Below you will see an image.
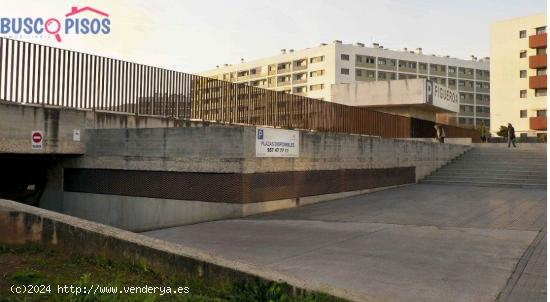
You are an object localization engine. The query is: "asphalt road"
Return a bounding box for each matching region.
[144,184,546,302]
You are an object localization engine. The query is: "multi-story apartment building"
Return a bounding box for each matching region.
[490,13,547,137]
[199,41,490,128]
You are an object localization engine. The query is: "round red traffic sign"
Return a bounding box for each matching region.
[32,132,42,143]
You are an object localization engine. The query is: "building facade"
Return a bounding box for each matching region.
[199,41,490,128]
[490,13,547,137]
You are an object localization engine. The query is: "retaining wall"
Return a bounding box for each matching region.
[40,125,469,231]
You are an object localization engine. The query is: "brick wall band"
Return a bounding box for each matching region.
[63,167,416,204]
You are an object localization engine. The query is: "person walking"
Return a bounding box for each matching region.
[507,123,517,148]
[434,125,446,143]
[479,121,487,143]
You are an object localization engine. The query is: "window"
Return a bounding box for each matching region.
[519,30,526,38]
[378,58,386,65]
[310,70,324,77]
[341,68,349,75]
[520,90,527,98]
[293,86,306,93]
[449,79,456,86]
[537,68,547,76]
[448,67,456,73]
[310,84,324,91]
[341,54,350,61]
[520,70,527,78]
[398,60,416,69]
[537,110,547,117]
[535,88,547,96]
[378,72,386,80]
[520,50,527,58]
[277,63,290,71]
[356,55,375,64]
[520,110,527,118]
[458,80,465,87]
[419,63,427,70]
[310,56,324,63]
[237,70,249,77]
[293,73,306,81]
[278,75,291,83]
[356,69,362,76]
[536,26,546,35]
[537,48,546,55]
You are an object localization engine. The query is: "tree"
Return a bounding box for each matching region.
[497,125,508,138]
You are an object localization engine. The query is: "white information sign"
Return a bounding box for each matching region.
[255,127,299,157]
[73,129,81,141]
[31,130,44,150]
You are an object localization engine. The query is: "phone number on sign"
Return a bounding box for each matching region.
[266,147,291,153]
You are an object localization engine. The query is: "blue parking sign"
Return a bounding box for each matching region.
[257,129,264,139]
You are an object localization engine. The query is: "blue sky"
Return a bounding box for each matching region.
[1,0,546,72]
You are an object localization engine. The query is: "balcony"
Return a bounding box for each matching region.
[530,116,547,130]
[529,54,547,69]
[529,75,547,89]
[529,33,547,49]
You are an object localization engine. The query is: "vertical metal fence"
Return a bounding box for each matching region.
[0,37,480,141]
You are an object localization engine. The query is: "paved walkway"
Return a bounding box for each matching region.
[144,184,546,302]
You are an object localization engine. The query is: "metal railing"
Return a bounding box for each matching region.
[0,37,480,141]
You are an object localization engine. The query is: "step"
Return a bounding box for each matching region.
[453,162,547,166]
[464,154,547,158]
[464,151,546,157]
[442,166,546,175]
[438,168,548,175]
[445,162,547,172]
[422,179,547,189]
[445,162,547,168]
[450,161,547,166]
[425,175,546,184]
[434,171,547,178]
[457,154,546,158]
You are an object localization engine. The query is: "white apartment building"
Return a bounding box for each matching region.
[199,41,490,128]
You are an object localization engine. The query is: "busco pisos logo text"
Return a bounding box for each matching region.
[0,6,110,42]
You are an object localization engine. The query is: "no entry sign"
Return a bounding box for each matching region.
[31,130,44,149]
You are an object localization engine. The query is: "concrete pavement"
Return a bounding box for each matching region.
[144,184,546,302]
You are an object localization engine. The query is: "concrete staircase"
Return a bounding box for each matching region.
[423,144,547,189]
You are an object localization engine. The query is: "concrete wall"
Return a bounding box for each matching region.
[58,125,469,176]
[40,125,469,231]
[331,79,427,107]
[0,199,356,301]
[0,101,86,154]
[402,137,472,145]
[0,101,212,154]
